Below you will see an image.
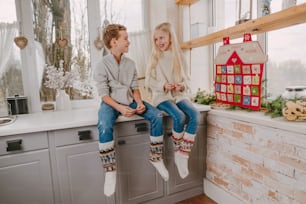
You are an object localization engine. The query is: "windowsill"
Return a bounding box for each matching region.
[208,109,306,135]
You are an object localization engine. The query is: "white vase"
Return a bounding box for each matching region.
[56,89,71,111]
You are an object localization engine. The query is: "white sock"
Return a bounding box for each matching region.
[104,171,116,197]
[174,151,189,179]
[150,160,169,181]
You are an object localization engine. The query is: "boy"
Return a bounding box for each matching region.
[93,24,169,197]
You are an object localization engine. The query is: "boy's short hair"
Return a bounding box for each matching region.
[103,24,126,49]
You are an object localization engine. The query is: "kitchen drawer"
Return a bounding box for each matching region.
[53,126,98,147]
[0,132,48,156]
[115,120,150,137]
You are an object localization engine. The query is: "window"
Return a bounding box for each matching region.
[266,0,306,98]
[32,0,92,102]
[0,0,23,98]
[212,0,258,91]
[212,0,306,100]
[99,0,145,32]
[0,0,146,113]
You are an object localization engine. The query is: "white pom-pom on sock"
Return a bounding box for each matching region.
[174,151,189,179]
[150,160,169,181]
[104,171,116,197]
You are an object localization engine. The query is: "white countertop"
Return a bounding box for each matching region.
[0,104,211,137]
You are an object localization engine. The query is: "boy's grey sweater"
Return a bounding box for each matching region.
[94,54,139,105]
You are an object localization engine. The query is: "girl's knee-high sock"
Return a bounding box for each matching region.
[174,132,196,179]
[172,130,184,152]
[149,136,169,181]
[99,141,116,197]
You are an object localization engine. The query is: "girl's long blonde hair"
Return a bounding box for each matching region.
[145,22,188,93]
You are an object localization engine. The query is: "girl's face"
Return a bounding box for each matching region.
[154,29,171,51]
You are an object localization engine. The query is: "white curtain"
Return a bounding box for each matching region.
[127,30,151,78]
[34,41,46,87]
[0,22,19,77]
[127,30,152,100]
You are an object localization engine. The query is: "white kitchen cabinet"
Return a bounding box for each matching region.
[0,132,54,204]
[50,126,113,204]
[115,112,207,204]
[115,120,164,204]
[0,109,208,204]
[165,124,205,195]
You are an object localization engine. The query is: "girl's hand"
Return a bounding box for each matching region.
[136,103,146,114]
[164,82,175,91]
[174,83,185,92]
[118,105,136,117]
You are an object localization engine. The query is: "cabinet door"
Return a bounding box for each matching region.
[0,150,54,204]
[116,133,164,204]
[165,125,205,195]
[56,142,111,204]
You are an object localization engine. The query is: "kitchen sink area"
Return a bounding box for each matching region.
[0,116,16,126]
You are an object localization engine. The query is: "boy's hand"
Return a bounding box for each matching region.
[118,105,136,117]
[136,103,146,114]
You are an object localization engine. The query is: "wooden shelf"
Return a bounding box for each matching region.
[180,3,306,49]
[175,0,199,5]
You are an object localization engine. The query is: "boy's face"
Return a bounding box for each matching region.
[111,30,130,53]
[154,30,171,51]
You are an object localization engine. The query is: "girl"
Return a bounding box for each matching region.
[145,22,200,179]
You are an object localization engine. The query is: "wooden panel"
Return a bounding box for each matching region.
[180,3,306,49]
[175,0,199,5]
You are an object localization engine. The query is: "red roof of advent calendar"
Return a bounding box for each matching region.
[214,34,268,110]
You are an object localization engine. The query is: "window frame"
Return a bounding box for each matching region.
[16,0,148,113]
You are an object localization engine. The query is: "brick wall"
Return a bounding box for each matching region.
[206,114,306,204]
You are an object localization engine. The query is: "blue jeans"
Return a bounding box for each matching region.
[97,101,164,143]
[157,99,200,134]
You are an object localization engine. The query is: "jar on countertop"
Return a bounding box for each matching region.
[282,86,306,121]
[7,95,29,115]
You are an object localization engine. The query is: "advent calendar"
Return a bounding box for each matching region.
[214,34,268,110]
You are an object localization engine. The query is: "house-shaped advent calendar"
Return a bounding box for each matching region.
[214,34,268,110]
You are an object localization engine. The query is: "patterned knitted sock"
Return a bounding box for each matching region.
[99,141,116,197]
[149,136,169,181]
[172,130,184,152]
[174,132,196,179]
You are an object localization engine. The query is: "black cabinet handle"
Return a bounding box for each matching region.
[6,139,22,152]
[78,130,92,140]
[135,122,148,132]
[117,140,126,145]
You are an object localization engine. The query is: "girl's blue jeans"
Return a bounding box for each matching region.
[157,99,200,134]
[98,101,164,143]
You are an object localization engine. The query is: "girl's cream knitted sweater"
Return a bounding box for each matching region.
[148,51,190,106]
